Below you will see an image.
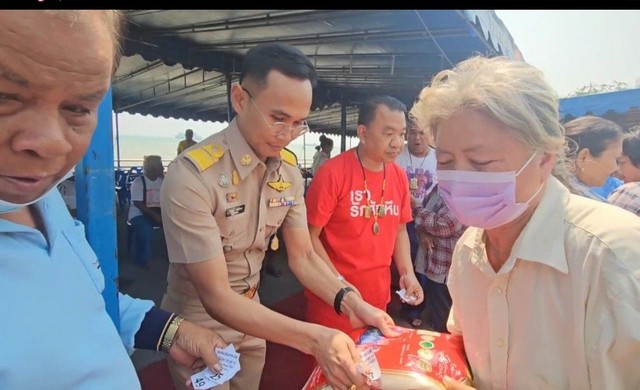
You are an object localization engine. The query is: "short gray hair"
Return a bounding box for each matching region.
[143,155,164,175]
[410,55,571,185]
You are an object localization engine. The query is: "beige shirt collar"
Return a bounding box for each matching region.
[461,176,569,275]
[225,119,281,179]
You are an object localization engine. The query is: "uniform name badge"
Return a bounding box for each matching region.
[269,196,296,208]
[225,204,245,217]
[409,177,418,190]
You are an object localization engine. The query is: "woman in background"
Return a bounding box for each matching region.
[564,115,624,201]
[311,134,334,175]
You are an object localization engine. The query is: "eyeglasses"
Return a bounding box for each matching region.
[242,87,310,139]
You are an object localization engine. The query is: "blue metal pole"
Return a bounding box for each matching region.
[75,87,120,330]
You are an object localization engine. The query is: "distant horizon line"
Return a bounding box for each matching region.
[115,132,349,142]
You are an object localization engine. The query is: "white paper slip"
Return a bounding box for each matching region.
[356,345,382,381]
[191,344,241,389]
[396,288,417,303]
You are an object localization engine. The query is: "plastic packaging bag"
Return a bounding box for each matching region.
[302,326,473,390]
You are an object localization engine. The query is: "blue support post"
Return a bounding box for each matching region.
[75,87,120,330]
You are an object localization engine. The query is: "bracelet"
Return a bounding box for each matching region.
[160,315,185,353]
[333,286,355,315]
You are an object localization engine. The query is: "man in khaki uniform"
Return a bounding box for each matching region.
[161,42,397,390]
[176,128,197,155]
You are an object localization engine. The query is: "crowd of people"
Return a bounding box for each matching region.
[2,9,639,390]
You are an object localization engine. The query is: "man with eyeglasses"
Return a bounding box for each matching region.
[160,42,397,390]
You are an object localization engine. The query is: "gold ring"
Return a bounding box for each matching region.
[348,385,357,390]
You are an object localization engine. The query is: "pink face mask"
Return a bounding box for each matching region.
[437,153,542,229]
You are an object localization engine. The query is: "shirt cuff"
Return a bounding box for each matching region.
[134,306,174,351]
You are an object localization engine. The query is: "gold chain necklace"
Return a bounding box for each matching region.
[355,146,386,235]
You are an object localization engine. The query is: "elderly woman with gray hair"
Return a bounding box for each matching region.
[410,55,640,390]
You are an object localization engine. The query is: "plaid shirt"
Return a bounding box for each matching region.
[608,182,640,216]
[414,185,466,276]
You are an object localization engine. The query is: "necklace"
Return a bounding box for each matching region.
[355,146,386,235]
[408,149,429,191]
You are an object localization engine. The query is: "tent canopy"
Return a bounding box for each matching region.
[114,10,521,137]
[559,88,640,131]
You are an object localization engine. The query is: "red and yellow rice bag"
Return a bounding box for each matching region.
[302,326,473,390]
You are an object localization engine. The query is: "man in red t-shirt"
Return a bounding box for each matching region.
[305,95,424,334]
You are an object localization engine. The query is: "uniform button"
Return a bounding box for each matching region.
[494,287,503,295]
[497,338,504,348]
[259,227,264,232]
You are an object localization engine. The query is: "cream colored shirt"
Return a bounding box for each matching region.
[311,150,330,176]
[447,176,640,390]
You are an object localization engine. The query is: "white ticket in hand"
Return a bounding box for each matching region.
[356,345,382,381]
[396,288,416,303]
[191,344,241,389]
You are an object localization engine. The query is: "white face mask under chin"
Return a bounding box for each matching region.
[0,168,75,214]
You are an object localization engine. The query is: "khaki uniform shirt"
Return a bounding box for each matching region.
[177,139,197,155]
[161,119,306,312]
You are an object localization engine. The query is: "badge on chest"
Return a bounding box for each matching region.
[409,177,419,191]
[225,205,245,217]
[268,196,296,208]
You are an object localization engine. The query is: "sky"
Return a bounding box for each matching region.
[115,10,640,150]
[494,10,640,96]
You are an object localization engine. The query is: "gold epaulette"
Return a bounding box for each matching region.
[280,148,298,166]
[185,143,225,172]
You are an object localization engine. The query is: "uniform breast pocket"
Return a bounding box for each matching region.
[62,221,105,292]
[217,214,250,254]
[264,208,289,240]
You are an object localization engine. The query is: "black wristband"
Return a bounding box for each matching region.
[333,286,355,315]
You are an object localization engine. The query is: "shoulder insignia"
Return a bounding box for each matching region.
[185,143,225,172]
[280,148,298,167]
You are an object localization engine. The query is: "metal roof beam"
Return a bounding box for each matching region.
[116,77,225,112]
[195,28,469,50]
[171,91,230,111]
[138,10,368,36]
[115,67,205,103]
[144,82,228,110]
[112,59,166,85]
[307,51,443,59]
